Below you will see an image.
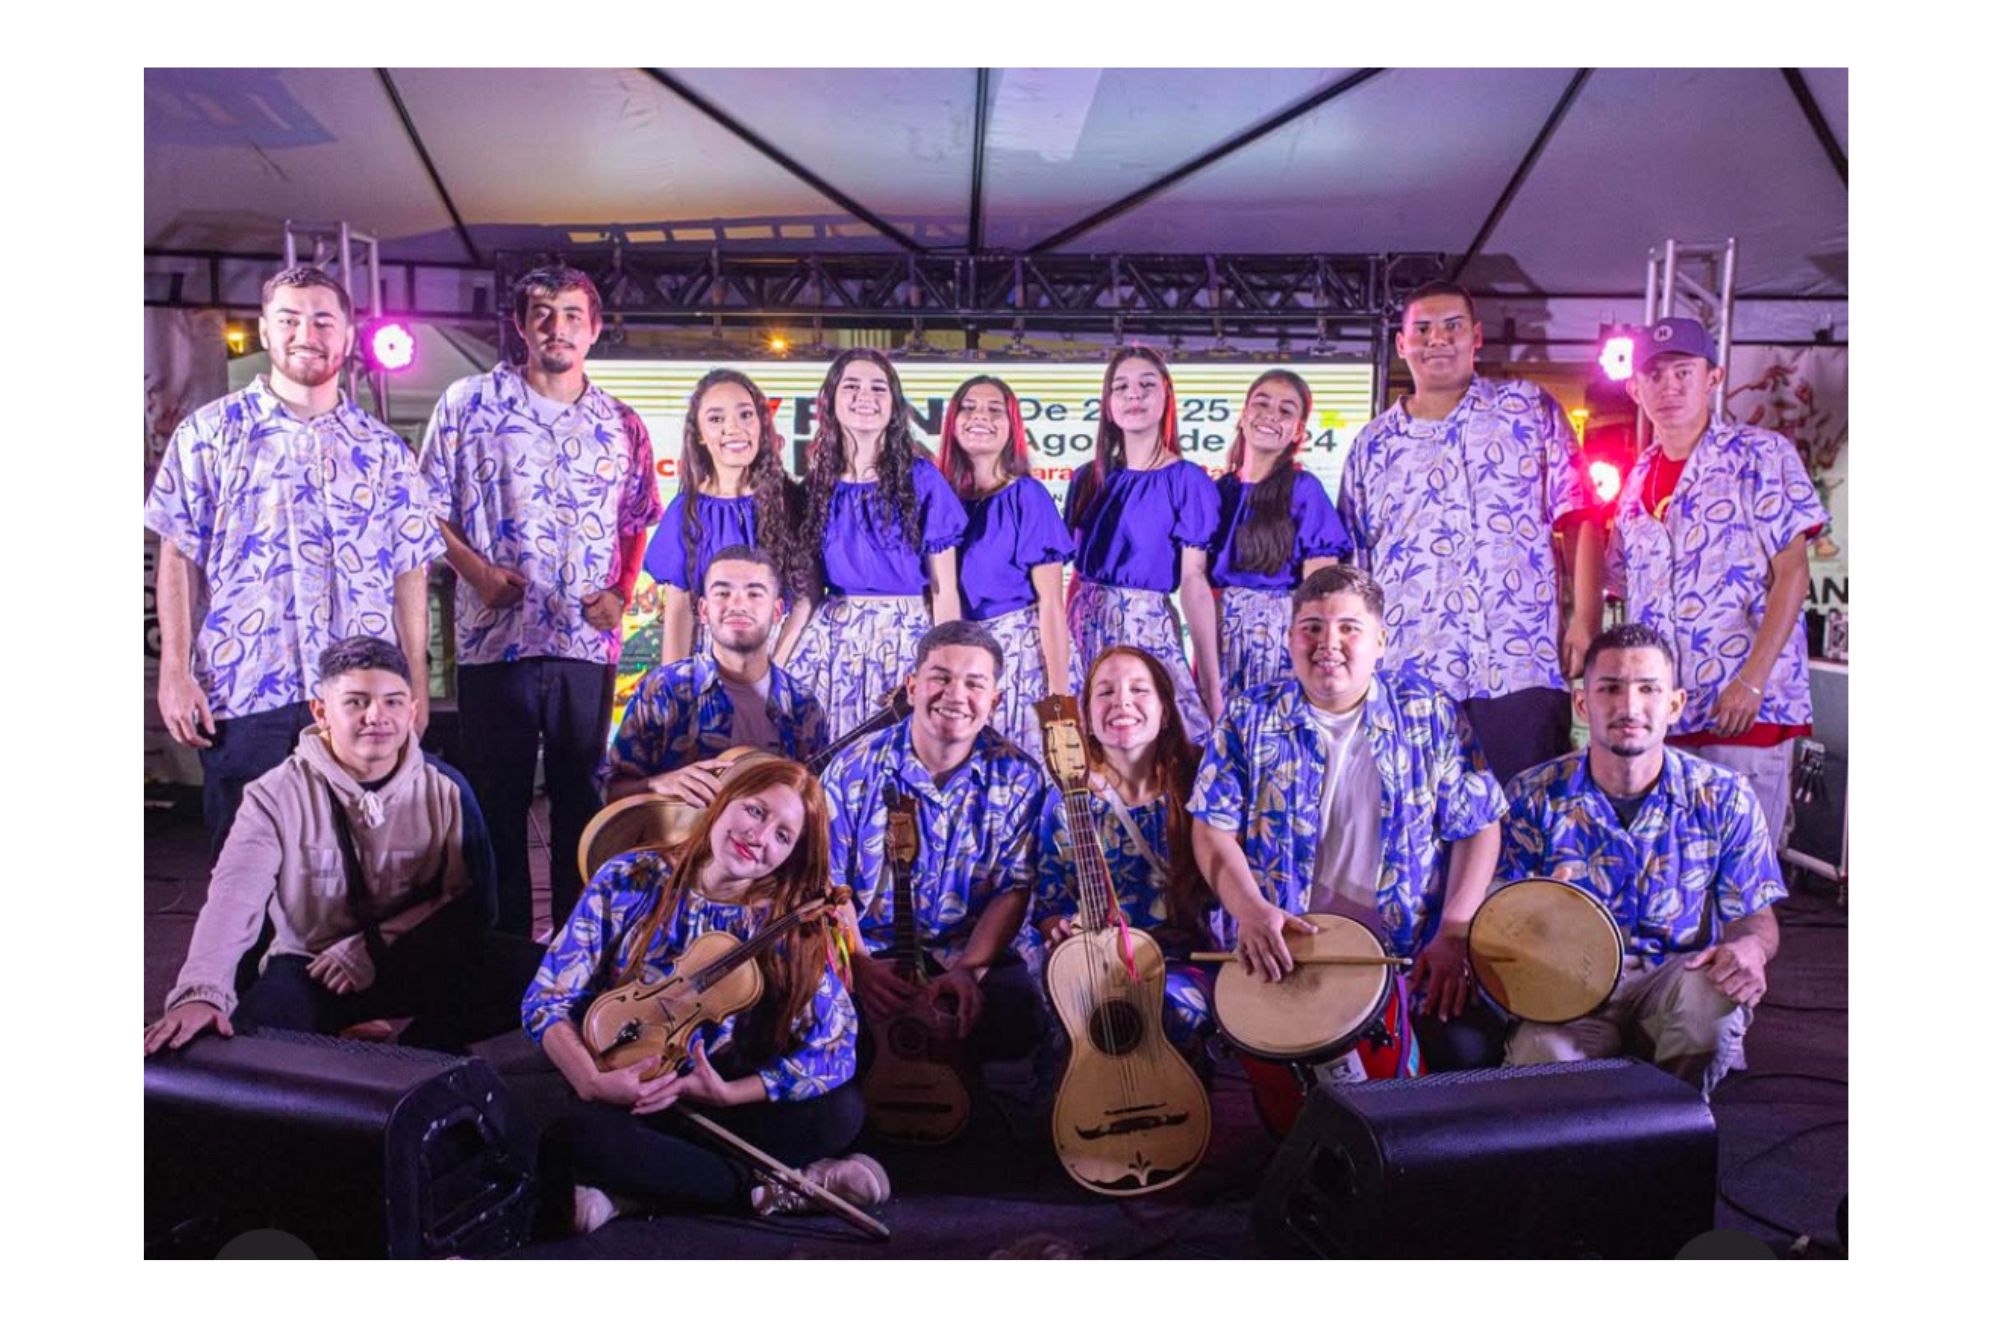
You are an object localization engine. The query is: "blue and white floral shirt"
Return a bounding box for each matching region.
[823,719,1045,965]
[1607,422,1827,736]
[1498,748,1788,958]
[419,363,661,666]
[1338,375,1592,700]
[1189,672,1506,956]
[144,376,442,719]
[609,655,829,779]
[521,850,855,1101]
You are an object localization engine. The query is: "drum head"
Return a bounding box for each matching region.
[1214,914,1390,1060]
[577,794,695,885]
[1469,878,1624,1023]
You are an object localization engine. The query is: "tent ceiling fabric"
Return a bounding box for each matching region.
[145,66,1847,299]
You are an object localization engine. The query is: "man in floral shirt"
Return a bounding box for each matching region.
[146,266,442,855]
[1609,317,1827,849]
[1500,622,1786,1095]
[1338,281,1603,786]
[420,266,662,937]
[1190,565,1508,1068]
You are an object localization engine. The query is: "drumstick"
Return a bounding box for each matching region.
[1189,951,1412,968]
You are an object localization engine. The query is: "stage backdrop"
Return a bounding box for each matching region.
[584,358,1379,710]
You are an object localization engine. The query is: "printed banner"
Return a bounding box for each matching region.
[1726,346,1848,616]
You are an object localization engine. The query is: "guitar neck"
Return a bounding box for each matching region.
[1061,787,1121,934]
[890,850,921,970]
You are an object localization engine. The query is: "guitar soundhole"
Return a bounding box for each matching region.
[1087,999,1145,1055]
[885,1018,929,1059]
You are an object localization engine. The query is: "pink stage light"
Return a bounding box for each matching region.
[1590,460,1623,503]
[1597,335,1635,382]
[366,321,416,373]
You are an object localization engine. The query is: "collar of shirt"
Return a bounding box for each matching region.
[691,653,796,710]
[1564,746,1689,831]
[1385,373,1492,437]
[489,360,617,427]
[882,715,1007,804]
[247,374,361,432]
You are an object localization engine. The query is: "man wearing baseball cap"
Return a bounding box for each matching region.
[1605,317,1827,848]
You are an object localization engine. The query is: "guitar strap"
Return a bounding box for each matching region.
[326,795,447,967]
[1099,783,1170,879]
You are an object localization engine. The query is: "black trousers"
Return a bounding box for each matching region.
[198,702,314,861]
[1412,1001,1511,1072]
[233,898,537,1053]
[456,658,615,937]
[1460,686,1574,789]
[547,1081,866,1214]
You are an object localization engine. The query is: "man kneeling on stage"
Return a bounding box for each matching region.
[145,635,506,1056]
[1499,622,1786,1096]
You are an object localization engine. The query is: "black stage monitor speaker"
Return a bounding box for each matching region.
[146,1029,540,1259]
[1253,1058,1717,1258]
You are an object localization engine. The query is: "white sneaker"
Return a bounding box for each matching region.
[752,1153,891,1217]
[572,1184,638,1234]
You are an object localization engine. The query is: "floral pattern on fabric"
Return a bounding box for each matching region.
[1189,672,1505,956]
[786,594,930,742]
[143,377,442,719]
[418,363,661,666]
[1218,585,1295,701]
[608,654,829,781]
[521,849,855,1101]
[1067,581,1212,745]
[979,604,1072,765]
[1338,375,1591,701]
[822,719,1046,966]
[1497,748,1788,958]
[1606,423,1828,735]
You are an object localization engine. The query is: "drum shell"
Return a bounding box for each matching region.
[1211,914,1391,1061]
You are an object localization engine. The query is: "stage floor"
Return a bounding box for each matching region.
[143,806,1849,1259]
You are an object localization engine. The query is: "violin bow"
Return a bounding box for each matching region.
[675,1106,891,1241]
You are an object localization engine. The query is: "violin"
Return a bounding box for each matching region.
[581,893,838,1081]
[579,685,913,884]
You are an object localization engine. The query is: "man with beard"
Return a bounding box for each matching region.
[1190,565,1509,1070]
[605,545,830,804]
[822,621,1048,1063]
[420,266,662,937]
[147,266,442,856]
[1337,281,1602,787]
[1499,622,1785,1096]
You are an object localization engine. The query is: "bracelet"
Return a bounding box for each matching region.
[1738,678,1764,697]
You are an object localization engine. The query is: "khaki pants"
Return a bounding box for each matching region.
[1505,954,1751,1098]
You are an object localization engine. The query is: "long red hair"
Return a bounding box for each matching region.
[936,375,1032,498]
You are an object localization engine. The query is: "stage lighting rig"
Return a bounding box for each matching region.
[360,319,416,374]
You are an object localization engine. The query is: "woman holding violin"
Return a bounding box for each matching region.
[1036,646,1218,1060]
[522,759,888,1233]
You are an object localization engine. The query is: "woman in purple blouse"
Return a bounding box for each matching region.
[1063,347,1222,744]
[645,369,810,664]
[781,349,966,740]
[936,376,1075,763]
[1210,370,1352,698]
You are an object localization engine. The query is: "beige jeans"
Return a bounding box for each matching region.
[1505,953,1751,1098]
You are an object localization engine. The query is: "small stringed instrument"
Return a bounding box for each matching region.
[859,789,971,1145]
[579,685,914,884]
[582,896,834,1079]
[1035,696,1211,1195]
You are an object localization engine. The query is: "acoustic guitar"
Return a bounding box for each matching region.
[1035,696,1211,1195]
[858,788,972,1145]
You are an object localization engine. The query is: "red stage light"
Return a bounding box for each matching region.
[365,320,416,373]
[1598,335,1635,383]
[1589,460,1623,503]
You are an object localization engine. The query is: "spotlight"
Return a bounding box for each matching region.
[224,323,249,356]
[1597,335,1635,383]
[361,319,416,373]
[767,333,790,355]
[1589,460,1623,504]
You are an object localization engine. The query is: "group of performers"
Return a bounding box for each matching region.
[144,262,1824,1238]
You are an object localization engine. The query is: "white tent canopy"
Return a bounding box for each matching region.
[145,67,1848,345]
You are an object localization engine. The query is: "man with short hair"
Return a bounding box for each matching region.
[419,266,662,936]
[605,545,829,804]
[822,620,1048,1062]
[1338,280,1603,787]
[1499,622,1785,1095]
[146,266,441,856]
[1611,317,1827,848]
[144,637,505,1056]
[1190,564,1508,1068]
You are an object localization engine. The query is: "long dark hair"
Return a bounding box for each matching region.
[1080,646,1211,940]
[678,369,809,602]
[936,375,1031,499]
[611,760,838,1062]
[1068,346,1180,529]
[801,349,926,592]
[1222,369,1313,577]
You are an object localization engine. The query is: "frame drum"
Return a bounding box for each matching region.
[1214,914,1391,1060]
[1468,878,1624,1023]
[576,793,696,885]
